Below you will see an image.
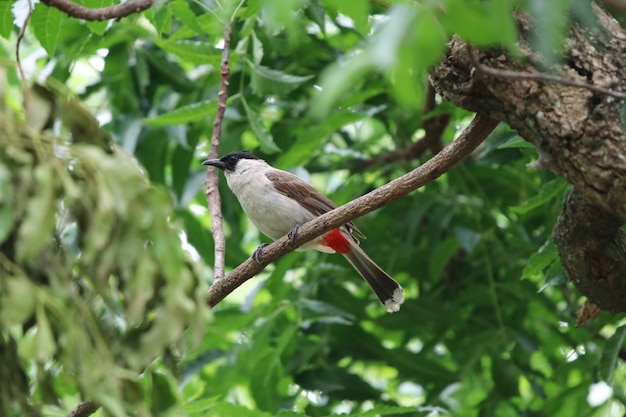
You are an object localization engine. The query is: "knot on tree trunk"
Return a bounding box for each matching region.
[553,190,626,313]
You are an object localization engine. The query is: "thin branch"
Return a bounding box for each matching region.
[65,400,98,417]
[469,46,626,99]
[204,21,232,282]
[208,113,499,307]
[40,0,155,21]
[420,81,448,155]
[16,0,33,82]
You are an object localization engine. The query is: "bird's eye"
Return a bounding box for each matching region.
[229,155,237,164]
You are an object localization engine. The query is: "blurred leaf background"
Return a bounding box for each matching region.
[0,0,624,416]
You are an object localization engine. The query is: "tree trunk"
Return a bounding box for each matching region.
[429,4,626,313]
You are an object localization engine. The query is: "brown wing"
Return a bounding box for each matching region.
[266,170,366,240]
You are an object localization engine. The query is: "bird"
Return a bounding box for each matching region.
[203,151,404,312]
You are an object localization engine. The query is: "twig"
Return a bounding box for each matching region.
[204,21,232,282]
[65,400,98,417]
[16,0,33,82]
[40,0,155,21]
[420,81,448,155]
[207,113,499,307]
[468,46,625,99]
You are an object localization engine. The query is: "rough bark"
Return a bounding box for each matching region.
[429,4,626,312]
[554,191,626,313]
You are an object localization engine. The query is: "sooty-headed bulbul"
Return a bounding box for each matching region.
[203,151,404,312]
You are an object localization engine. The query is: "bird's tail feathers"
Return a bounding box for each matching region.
[342,241,404,313]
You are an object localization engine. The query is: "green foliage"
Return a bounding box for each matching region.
[30,3,64,57]
[442,0,517,47]
[249,63,314,97]
[0,116,211,415]
[1,0,625,416]
[145,100,218,126]
[601,326,626,383]
[0,2,13,39]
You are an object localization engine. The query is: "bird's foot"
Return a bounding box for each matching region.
[287,223,303,246]
[252,243,269,264]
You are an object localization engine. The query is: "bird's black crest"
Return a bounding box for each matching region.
[220,150,261,171]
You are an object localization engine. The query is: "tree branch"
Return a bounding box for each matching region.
[431,6,626,222]
[420,81,447,155]
[40,0,155,21]
[65,400,98,417]
[207,113,499,307]
[16,0,32,83]
[599,0,626,12]
[204,22,232,283]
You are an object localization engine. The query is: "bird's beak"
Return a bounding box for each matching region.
[202,159,226,170]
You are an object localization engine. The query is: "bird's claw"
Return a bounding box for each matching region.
[287,223,303,246]
[252,243,269,264]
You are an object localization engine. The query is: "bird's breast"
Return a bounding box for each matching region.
[227,169,315,241]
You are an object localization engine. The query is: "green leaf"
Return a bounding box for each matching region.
[386,5,445,108]
[102,43,140,113]
[249,62,313,97]
[301,299,355,326]
[510,177,568,214]
[243,103,281,153]
[168,0,205,35]
[31,3,64,57]
[353,406,424,417]
[429,237,460,280]
[304,0,326,34]
[443,0,517,47]
[1,277,37,326]
[491,357,520,398]
[210,402,273,417]
[151,371,180,414]
[370,4,418,69]
[522,241,558,280]
[154,39,222,65]
[309,54,373,120]
[0,1,14,39]
[35,304,57,361]
[311,4,421,118]
[145,100,217,126]
[600,325,626,383]
[251,0,305,33]
[454,226,481,253]
[138,46,196,92]
[497,135,534,149]
[276,411,308,417]
[92,393,127,417]
[322,0,369,33]
[0,165,15,244]
[250,347,282,410]
[251,31,264,65]
[146,2,172,35]
[537,275,567,293]
[17,326,38,360]
[528,0,570,61]
[16,165,56,261]
[180,398,217,414]
[75,0,113,35]
[538,260,567,292]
